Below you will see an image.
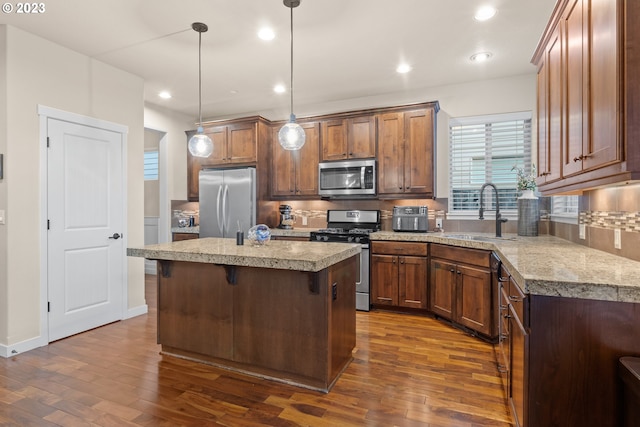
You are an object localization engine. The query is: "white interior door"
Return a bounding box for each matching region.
[47,118,124,341]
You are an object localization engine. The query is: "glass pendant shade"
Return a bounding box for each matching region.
[188,126,213,157]
[278,115,306,150]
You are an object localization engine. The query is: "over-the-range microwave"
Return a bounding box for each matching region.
[318,159,376,197]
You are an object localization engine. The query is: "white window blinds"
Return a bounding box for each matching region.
[144,151,159,181]
[449,112,532,218]
[551,195,579,216]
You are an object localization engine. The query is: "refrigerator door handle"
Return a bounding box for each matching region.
[216,185,223,235]
[223,184,230,235]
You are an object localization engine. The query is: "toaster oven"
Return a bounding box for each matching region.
[392,206,428,232]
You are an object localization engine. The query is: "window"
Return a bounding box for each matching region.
[144,150,159,181]
[448,112,532,219]
[551,195,579,222]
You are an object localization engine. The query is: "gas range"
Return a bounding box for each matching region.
[309,210,381,245]
[309,210,380,312]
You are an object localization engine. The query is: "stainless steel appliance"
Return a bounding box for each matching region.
[310,209,381,311]
[392,205,428,232]
[199,167,256,238]
[278,204,294,229]
[318,159,376,197]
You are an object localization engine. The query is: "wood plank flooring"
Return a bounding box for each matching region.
[0,275,513,426]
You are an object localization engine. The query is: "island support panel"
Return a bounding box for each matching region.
[156,256,357,392]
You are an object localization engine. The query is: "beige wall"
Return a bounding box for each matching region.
[144,128,163,217]
[0,26,8,344]
[0,25,145,349]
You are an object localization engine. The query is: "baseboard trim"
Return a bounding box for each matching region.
[126,304,148,319]
[0,335,48,358]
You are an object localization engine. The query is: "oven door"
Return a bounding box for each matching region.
[356,244,370,311]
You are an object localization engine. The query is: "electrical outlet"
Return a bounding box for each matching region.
[302,216,307,226]
[579,223,586,240]
[614,228,622,249]
[0,209,5,225]
[435,217,443,229]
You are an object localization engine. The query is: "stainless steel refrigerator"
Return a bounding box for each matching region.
[199,167,256,238]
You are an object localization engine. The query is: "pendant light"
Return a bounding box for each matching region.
[188,22,214,158]
[278,0,306,150]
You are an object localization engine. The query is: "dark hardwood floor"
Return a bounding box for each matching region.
[0,275,513,426]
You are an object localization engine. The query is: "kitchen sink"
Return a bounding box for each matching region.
[444,234,517,242]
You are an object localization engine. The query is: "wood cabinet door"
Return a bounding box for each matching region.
[563,0,587,178]
[546,24,563,183]
[377,112,404,194]
[227,122,257,164]
[371,254,399,306]
[585,0,620,171]
[348,115,376,159]
[204,125,229,165]
[271,127,296,197]
[295,122,320,196]
[455,263,492,336]
[321,119,348,161]
[398,255,428,309]
[429,258,455,319]
[403,108,435,194]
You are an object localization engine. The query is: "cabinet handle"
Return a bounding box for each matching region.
[500,304,508,310]
[509,295,522,302]
[497,364,507,373]
[540,171,550,176]
[573,154,592,162]
[500,333,509,340]
[503,313,512,319]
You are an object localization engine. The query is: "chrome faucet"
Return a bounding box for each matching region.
[479,183,508,237]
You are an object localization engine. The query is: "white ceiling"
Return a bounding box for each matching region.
[2,0,557,122]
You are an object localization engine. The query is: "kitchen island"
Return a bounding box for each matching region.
[128,238,360,392]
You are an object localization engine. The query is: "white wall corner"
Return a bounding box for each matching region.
[126,304,148,319]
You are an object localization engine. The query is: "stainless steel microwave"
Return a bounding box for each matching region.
[318,159,376,197]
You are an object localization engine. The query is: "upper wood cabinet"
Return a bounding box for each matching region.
[532,0,640,194]
[320,115,376,161]
[377,105,438,197]
[186,116,269,201]
[271,121,320,198]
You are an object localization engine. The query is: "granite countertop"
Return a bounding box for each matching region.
[171,226,199,234]
[371,231,640,303]
[127,237,360,272]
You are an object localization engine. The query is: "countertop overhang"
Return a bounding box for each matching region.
[371,231,640,303]
[127,237,360,272]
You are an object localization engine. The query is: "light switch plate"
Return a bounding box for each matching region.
[302,216,308,226]
[579,223,586,240]
[614,228,622,249]
[436,218,443,229]
[0,210,5,225]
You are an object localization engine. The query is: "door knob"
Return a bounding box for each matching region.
[108,233,121,240]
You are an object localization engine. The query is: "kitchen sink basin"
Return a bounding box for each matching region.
[444,234,517,242]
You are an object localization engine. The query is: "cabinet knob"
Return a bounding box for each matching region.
[456,270,461,275]
[509,295,522,302]
[449,268,455,273]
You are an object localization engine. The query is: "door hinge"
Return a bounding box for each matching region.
[47,302,50,312]
[47,137,50,148]
[47,219,50,230]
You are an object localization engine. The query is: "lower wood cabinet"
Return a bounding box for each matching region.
[370,241,428,309]
[429,244,495,338]
[172,232,199,241]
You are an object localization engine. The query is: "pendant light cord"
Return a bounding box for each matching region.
[198,30,203,127]
[289,4,294,119]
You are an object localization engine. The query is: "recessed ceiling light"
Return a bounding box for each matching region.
[475,6,497,21]
[470,52,492,62]
[396,63,412,74]
[258,27,275,41]
[273,84,286,93]
[158,91,172,99]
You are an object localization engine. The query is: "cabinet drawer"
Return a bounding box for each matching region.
[430,244,491,268]
[371,241,427,256]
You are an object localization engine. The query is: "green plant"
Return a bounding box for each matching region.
[512,164,537,191]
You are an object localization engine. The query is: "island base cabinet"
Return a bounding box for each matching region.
[525,296,640,427]
[155,257,357,392]
[157,261,233,360]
